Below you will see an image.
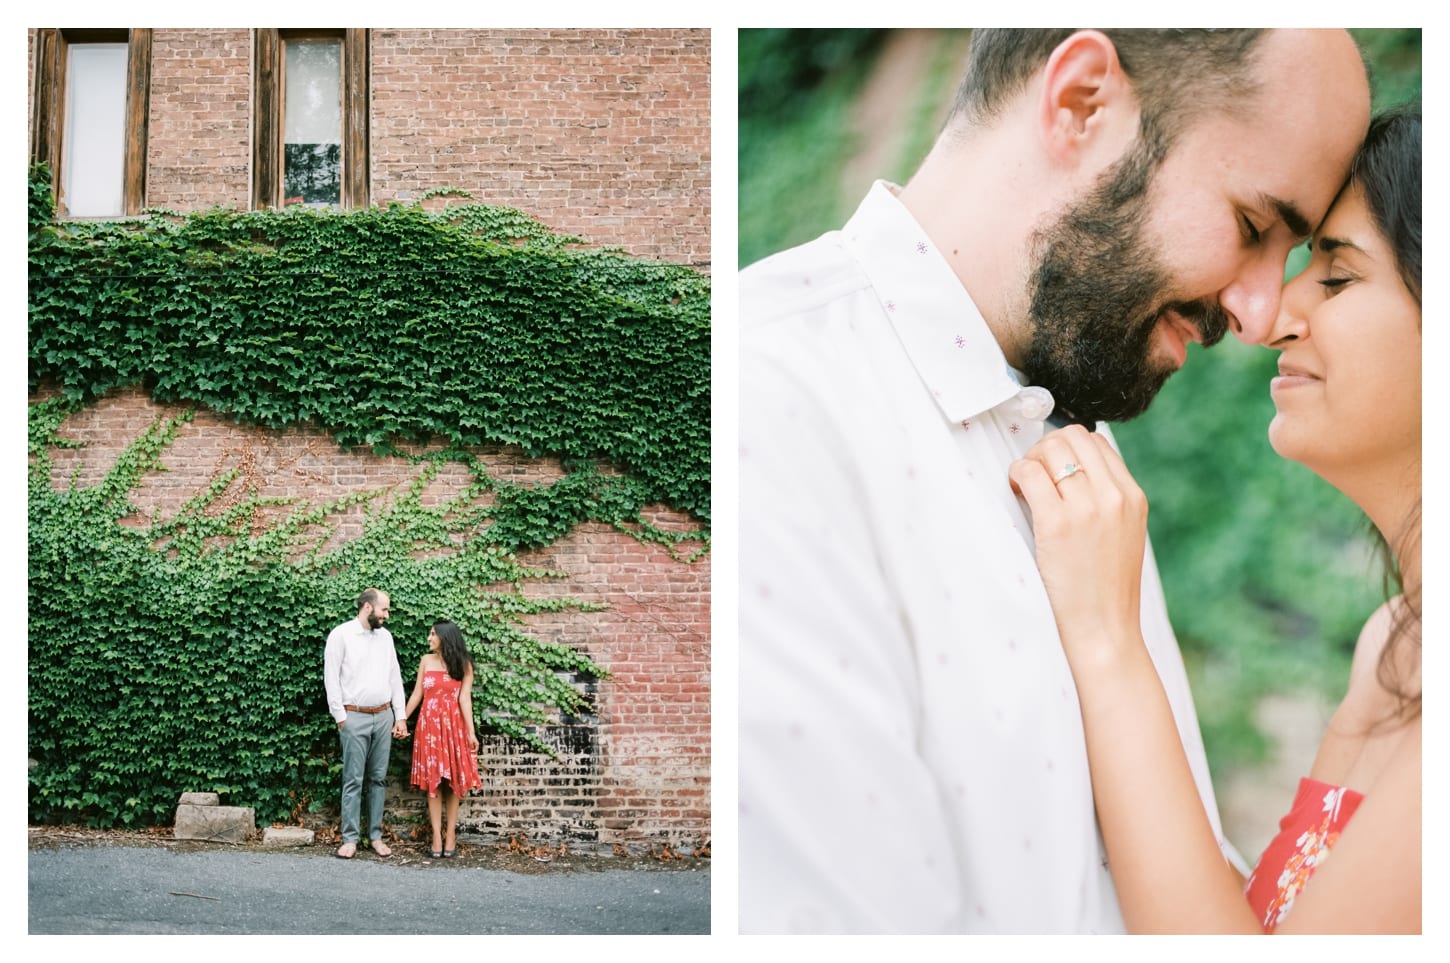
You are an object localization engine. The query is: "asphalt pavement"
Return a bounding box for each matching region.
[28,843,710,935]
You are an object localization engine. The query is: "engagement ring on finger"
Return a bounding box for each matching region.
[1051,463,1084,485]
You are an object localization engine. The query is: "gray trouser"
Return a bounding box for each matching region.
[338,709,394,843]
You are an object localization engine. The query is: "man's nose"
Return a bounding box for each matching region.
[1221,254,1290,346]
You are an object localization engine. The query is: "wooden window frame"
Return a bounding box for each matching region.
[30,28,152,218]
[253,28,369,210]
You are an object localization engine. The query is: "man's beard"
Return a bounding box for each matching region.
[367,614,384,629]
[1022,143,1228,424]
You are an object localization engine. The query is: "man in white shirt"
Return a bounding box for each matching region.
[324,588,407,859]
[739,29,1370,933]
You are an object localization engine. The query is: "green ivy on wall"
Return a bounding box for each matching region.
[28,165,710,523]
[28,167,710,828]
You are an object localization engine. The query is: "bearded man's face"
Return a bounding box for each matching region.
[1022,141,1228,424]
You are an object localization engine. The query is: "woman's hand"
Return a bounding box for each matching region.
[1008,426,1148,671]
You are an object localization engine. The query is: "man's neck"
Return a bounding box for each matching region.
[898,114,1080,372]
[897,161,1032,366]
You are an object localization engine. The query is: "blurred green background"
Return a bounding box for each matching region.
[738,28,1421,854]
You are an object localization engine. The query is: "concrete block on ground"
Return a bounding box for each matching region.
[178,792,221,807]
[174,803,255,843]
[262,826,315,847]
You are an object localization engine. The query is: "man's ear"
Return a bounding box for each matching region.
[1037,30,1137,166]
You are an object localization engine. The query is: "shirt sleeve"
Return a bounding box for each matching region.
[386,632,406,718]
[323,626,346,724]
[739,350,967,933]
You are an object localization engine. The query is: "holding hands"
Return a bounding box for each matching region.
[1008,426,1149,674]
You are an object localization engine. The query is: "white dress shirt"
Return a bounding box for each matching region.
[324,618,406,724]
[739,181,1233,934]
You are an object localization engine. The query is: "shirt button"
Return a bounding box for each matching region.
[1015,386,1056,421]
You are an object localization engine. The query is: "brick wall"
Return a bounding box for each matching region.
[369,28,711,268]
[34,385,711,851]
[28,28,711,268]
[144,29,253,212]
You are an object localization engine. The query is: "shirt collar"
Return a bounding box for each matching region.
[839,180,1052,424]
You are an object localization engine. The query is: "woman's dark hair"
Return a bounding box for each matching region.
[1353,107,1421,718]
[1352,107,1421,305]
[433,621,473,682]
[1372,501,1420,720]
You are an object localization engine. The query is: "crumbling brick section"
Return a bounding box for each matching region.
[33,384,711,850]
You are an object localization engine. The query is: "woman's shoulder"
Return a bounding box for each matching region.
[1331,594,1420,726]
[418,653,445,671]
[1346,596,1407,689]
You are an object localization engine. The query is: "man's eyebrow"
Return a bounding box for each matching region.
[1260,192,1311,238]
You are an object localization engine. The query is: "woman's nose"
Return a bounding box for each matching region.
[1264,270,1313,346]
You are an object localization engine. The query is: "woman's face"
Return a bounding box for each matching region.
[427,628,440,651]
[1266,183,1421,479]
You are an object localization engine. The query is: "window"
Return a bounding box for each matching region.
[284,38,343,206]
[254,29,368,210]
[30,29,152,218]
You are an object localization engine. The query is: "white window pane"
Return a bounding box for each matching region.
[284,39,342,206]
[285,39,342,144]
[62,43,127,217]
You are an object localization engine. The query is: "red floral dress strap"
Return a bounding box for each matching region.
[1243,776,1365,932]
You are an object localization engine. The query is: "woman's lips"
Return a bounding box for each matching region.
[1271,362,1320,395]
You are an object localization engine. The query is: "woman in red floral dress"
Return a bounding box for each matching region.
[403,621,483,858]
[1010,109,1421,932]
